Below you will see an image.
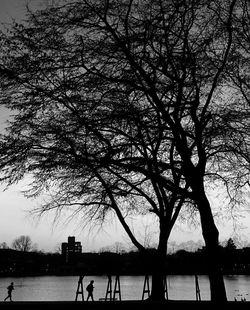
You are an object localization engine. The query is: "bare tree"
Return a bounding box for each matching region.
[0,242,8,249]
[11,235,33,252]
[0,0,249,301]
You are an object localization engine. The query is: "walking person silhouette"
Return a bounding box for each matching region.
[4,282,14,301]
[86,280,94,301]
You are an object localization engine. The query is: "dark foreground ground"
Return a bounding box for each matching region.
[0,300,249,310]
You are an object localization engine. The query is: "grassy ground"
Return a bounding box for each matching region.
[0,300,249,310]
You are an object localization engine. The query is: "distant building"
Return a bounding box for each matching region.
[61,236,82,263]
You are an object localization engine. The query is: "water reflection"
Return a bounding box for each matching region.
[0,275,249,301]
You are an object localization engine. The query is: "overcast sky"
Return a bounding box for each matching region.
[0,0,249,253]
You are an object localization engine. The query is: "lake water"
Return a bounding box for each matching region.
[0,275,249,302]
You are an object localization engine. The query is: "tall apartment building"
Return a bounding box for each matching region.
[61,236,82,263]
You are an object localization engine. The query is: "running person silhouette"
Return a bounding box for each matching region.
[4,282,14,301]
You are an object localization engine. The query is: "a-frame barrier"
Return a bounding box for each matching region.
[195,274,201,301]
[105,275,122,301]
[105,275,113,301]
[142,275,151,300]
[142,275,168,300]
[163,275,169,300]
[113,275,121,301]
[75,275,85,301]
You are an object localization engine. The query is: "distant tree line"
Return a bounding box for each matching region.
[0,238,250,277]
[0,235,37,252]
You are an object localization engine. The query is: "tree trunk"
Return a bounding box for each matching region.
[147,250,166,301]
[197,191,227,302]
[151,271,165,301]
[148,225,168,301]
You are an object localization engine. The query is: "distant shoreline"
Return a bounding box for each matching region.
[1,246,250,276]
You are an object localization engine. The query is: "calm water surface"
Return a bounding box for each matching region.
[0,275,249,301]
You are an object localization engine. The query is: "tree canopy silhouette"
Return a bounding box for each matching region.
[12,235,33,252]
[0,0,250,301]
